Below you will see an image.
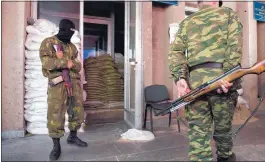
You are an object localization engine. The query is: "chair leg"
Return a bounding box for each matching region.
[150,107,153,133]
[176,110,180,132]
[143,106,148,129]
[168,112,172,127]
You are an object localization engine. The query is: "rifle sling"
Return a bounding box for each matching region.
[189,62,223,72]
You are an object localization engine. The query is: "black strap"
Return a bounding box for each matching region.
[189,62,223,72]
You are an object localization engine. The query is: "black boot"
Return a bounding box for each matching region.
[217,153,236,162]
[49,138,61,161]
[67,131,88,147]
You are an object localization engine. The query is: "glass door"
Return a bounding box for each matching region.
[124,2,143,128]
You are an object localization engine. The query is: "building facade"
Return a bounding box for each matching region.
[2,1,265,139]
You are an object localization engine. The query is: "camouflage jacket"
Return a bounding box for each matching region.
[39,36,81,80]
[168,5,243,87]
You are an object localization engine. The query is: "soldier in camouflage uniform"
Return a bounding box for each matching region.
[168,1,242,161]
[40,19,87,161]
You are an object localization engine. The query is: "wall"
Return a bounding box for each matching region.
[2,2,30,138]
[152,2,185,99]
[236,2,260,110]
[257,22,265,99]
[143,2,153,87]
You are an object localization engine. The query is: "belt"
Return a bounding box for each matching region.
[189,62,223,72]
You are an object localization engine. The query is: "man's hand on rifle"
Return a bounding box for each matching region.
[217,79,233,94]
[68,60,73,69]
[176,79,191,97]
[56,51,63,59]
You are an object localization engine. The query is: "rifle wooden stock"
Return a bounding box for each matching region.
[156,59,265,116]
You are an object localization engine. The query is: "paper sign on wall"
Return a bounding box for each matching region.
[169,23,180,44]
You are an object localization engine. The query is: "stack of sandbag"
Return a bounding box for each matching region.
[83,54,124,108]
[24,19,58,134]
[114,53,124,77]
[98,55,124,104]
[83,57,105,103]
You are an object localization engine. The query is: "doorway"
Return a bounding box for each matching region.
[33,1,143,129]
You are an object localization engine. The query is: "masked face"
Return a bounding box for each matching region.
[56,19,75,44]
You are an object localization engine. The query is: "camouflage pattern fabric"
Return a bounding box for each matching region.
[40,36,81,80]
[185,91,238,161]
[168,5,243,161]
[40,36,84,138]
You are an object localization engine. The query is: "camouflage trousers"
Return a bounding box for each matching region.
[184,91,238,161]
[47,79,84,138]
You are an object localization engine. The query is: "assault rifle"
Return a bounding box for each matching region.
[155,59,265,116]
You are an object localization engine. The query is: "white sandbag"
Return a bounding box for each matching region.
[25,91,47,99]
[26,25,52,36]
[25,73,45,79]
[25,65,42,70]
[25,87,47,93]
[25,60,42,66]
[24,101,48,110]
[25,78,48,88]
[27,126,48,135]
[33,19,57,34]
[71,36,81,44]
[25,97,47,103]
[24,113,47,123]
[73,43,81,51]
[25,40,41,51]
[25,69,43,75]
[25,50,40,60]
[26,34,47,43]
[25,109,47,116]
[27,122,47,129]
[120,129,155,141]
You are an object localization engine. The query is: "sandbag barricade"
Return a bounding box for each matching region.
[84,54,124,109]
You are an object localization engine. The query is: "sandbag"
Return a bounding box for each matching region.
[25,50,40,60]
[27,126,48,134]
[26,34,47,43]
[26,25,54,36]
[25,91,47,99]
[25,73,45,79]
[24,101,48,110]
[25,65,42,70]
[24,113,47,122]
[25,78,48,88]
[33,19,57,34]
[25,40,41,51]
[25,97,47,103]
[71,36,81,44]
[25,60,42,66]
[25,109,47,116]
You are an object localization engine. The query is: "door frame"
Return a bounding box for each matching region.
[124,1,143,129]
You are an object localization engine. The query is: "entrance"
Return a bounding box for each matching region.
[32,1,143,129]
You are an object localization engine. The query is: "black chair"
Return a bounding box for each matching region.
[143,85,180,133]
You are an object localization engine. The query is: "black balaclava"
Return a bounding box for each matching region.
[56,19,75,44]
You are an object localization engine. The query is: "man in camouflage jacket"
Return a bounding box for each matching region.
[168,1,242,161]
[40,19,87,161]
